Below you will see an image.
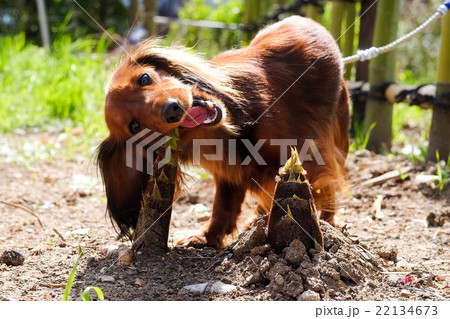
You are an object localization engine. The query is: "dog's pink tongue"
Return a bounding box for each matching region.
[180,107,208,128]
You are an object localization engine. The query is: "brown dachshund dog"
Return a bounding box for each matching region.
[98,16,350,247]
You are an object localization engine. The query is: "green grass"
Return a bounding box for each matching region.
[164,0,243,58]
[350,121,376,153]
[62,246,105,301]
[0,33,112,138]
[391,102,432,161]
[436,151,450,192]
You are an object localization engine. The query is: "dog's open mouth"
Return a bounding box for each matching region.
[180,96,222,128]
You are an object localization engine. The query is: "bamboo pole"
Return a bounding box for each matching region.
[343,2,357,79]
[330,1,346,47]
[144,0,158,35]
[129,0,139,26]
[243,0,260,43]
[36,0,50,48]
[352,0,378,137]
[427,11,450,162]
[306,4,323,24]
[364,0,401,153]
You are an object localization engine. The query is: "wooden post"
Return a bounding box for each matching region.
[427,11,450,162]
[364,0,401,153]
[129,0,139,26]
[243,0,260,43]
[343,2,357,79]
[351,0,378,136]
[306,4,323,24]
[36,0,50,48]
[330,1,346,47]
[144,0,158,35]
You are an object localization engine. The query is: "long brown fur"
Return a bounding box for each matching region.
[98,16,350,247]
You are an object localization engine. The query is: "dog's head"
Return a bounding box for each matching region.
[103,40,243,141]
[98,40,242,237]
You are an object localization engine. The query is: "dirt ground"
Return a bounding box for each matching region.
[0,133,449,301]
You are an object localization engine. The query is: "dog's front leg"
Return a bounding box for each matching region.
[177,180,246,248]
[205,180,246,246]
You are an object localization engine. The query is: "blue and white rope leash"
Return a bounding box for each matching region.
[343,0,450,65]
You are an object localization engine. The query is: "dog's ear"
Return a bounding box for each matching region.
[97,137,149,238]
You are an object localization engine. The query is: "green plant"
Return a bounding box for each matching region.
[435,151,450,192]
[81,286,105,301]
[62,246,104,301]
[394,144,428,163]
[350,121,376,153]
[0,33,112,138]
[396,167,409,181]
[392,103,431,144]
[164,0,244,58]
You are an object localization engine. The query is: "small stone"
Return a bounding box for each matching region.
[221,259,233,272]
[259,258,271,274]
[335,279,347,291]
[250,244,271,256]
[182,281,237,294]
[210,281,237,293]
[103,245,119,258]
[329,244,339,253]
[283,239,308,267]
[395,258,412,271]
[283,272,304,297]
[182,283,208,294]
[186,194,199,204]
[86,256,96,266]
[67,228,89,236]
[267,252,278,264]
[133,278,145,287]
[422,274,433,284]
[377,246,398,262]
[306,277,323,292]
[100,275,115,283]
[298,290,321,301]
[1,249,25,266]
[232,220,266,258]
[189,204,211,222]
[274,274,285,286]
[321,267,340,281]
[118,246,134,266]
[299,260,313,269]
[266,262,291,281]
[30,248,43,256]
[339,262,362,283]
[243,273,262,286]
[299,266,320,278]
[400,289,412,297]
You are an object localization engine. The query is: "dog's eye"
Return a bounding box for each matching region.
[138,73,152,86]
[129,120,141,134]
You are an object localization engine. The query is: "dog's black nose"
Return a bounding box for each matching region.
[161,98,185,123]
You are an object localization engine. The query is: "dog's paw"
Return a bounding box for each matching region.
[176,232,222,248]
[176,234,210,248]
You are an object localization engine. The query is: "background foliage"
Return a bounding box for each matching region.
[0,0,443,158]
